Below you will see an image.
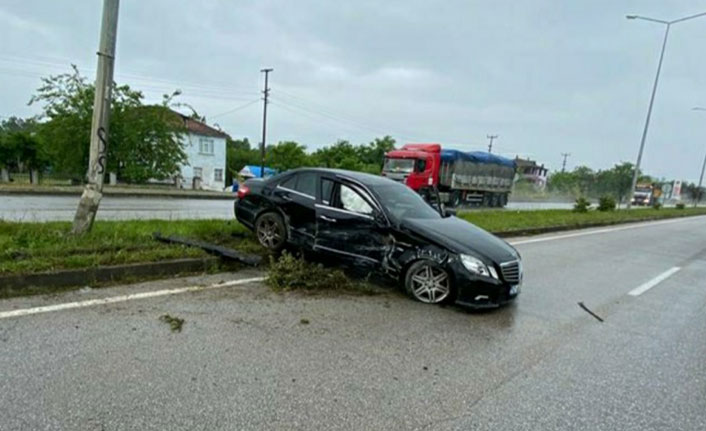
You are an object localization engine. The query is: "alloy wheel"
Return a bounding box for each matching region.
[256,215,284,250]
[409,264,450,304]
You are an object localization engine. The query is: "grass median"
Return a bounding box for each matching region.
[0,219,260,276]
[458,207,706,234]
[2,206,705,279]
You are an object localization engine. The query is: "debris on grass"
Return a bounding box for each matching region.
[153,233,262,266]
[266,251,358,292]
[159,314,185,332]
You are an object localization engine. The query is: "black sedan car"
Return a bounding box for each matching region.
[235,168,522,308]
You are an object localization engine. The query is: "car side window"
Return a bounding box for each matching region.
[280,175,297,189]
[339,184,373,215]
[295,172,317,197]
[321,178,334,205]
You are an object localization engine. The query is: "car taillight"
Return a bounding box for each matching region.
[237,185,250,199]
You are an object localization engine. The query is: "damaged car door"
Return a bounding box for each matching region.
[314,178,388,265]
[273,172,318,247]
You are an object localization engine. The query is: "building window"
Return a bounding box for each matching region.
[214,169,223,182]
[199,138,214,155]
[193,167,203,178]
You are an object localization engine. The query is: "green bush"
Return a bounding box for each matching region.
[266,251,355,291]
[675,203,685,210]
[573,197,591,213]
[652,202,663,210]
[597,195,617,212]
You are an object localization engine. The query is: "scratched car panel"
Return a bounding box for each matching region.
[235,168,522,308]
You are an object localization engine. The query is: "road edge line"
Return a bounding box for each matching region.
[0,276,266,320]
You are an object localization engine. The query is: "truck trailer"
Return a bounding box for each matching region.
[382,143,516,207]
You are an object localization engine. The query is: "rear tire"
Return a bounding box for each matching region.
[255,212,286,252]
[404,260,454,304]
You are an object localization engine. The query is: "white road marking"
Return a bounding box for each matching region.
[628,267,681,297]
[508,216,704,246]
[0,276,265,320]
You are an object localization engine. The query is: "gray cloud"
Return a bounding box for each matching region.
[1,0,706,181]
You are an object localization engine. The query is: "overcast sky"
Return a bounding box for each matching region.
[2,0,706,181]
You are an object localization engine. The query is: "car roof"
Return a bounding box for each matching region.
[275,167,394,187]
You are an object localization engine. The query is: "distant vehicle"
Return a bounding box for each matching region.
[235,168,522,307]
[632,183,662,206]
[382,143,516,207]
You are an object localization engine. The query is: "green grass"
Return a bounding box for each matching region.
[0,219,258,275]
[458,207,706,234]
[3,207,705,277]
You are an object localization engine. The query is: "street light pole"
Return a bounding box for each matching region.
[625,11,706,209]
[693,107,706,207]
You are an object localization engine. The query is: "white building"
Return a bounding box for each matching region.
[175,112,229,191]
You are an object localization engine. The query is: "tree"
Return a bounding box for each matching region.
[267,141,310,172]
[603,162,635,204]
[0,117,46,182]
[310,140,368,171]
[684,182,705,203]
[29,66,187,182]
[226,137,259,184]
[0,118,22,181]
[357,135,396,165]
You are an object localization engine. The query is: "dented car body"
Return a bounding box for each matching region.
[235,168,522,308]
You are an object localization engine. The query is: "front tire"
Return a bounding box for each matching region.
[404,260,454,304]
[255,212,286,252]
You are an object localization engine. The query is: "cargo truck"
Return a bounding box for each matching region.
[382,143,516,207]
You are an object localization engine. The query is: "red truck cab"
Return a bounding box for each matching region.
[382,143,441,191]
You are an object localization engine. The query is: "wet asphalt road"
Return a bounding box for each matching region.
[1,216,705,430]
[0,194,572,221]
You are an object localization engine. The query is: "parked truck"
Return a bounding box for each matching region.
[382,143,516,207]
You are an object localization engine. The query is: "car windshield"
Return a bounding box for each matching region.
[383,158,414,173]
[373,182,441,221]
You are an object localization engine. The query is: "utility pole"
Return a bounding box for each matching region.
[561,152,571,172]
[487,134,498,153]
[72,0,119,234]
[696,151,706,207]
[259,68,273,178]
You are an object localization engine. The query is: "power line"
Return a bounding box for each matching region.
[270,100,394,138]
[0,54,260,95]
[272,94,423,142]
[209,98,261,119]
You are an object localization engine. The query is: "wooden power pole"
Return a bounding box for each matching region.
[487,135,498,153]
[72,0,120,234]
[259,68,273,178]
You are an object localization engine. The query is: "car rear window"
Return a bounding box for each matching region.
[279,175,297,189]
[321,178,334,204]
[295,172,317,197]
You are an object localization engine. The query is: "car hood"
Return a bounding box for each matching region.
[402,217,518,263]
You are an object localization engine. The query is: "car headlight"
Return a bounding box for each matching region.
[460,254,497,279]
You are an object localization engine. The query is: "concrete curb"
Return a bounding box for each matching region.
[491,212,706,238]
[0,187,234,200]
[0,257,220,292]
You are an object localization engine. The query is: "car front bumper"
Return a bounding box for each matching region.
[448,260,521,309]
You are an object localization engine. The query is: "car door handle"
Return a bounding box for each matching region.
[281,194,292,201]
[319,215,337,223]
